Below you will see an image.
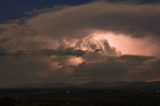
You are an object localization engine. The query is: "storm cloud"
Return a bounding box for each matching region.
[28,2,160,38]
[72,55,158,83]
[0,1,160,87]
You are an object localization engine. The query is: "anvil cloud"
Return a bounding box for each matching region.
[0,1,160,88]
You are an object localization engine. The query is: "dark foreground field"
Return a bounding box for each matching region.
[0,87,160,106]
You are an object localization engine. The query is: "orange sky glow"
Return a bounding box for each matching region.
[90,31,158,56]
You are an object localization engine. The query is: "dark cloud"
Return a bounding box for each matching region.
[118,55,154,63]
[0,48,86,57]
[27,2,160,38]
[0,22,40,51]
[0,53,159,87]
[30,48,86,57]
[1,2,160,53]
[1,52,160,87]
[72,55,158,83]
[0,48,8,56]
[0,56,49,87]
[0,1,160,87]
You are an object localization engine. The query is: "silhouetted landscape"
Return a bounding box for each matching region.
[0,81,160,106]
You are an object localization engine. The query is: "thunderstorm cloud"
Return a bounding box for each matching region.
[0,1,160,87]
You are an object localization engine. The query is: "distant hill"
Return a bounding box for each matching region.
[15,81,160,90]
[79,81,160,89]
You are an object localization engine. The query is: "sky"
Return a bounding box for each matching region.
[0,0,160,88]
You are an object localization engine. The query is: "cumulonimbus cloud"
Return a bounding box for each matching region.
[0,48,86,57]
[27,2,160,38]
[0,1,160,87]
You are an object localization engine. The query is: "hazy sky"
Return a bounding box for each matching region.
[0,0,160,88]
